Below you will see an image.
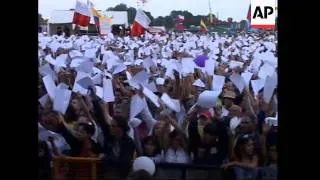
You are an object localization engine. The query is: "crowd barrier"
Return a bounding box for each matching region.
[51,157,277,180]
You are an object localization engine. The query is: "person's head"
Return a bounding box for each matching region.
[222,91,236,108]
[197,111,212,126]
[142,136,160,156]
[56,27,62,36]
[41,112,60,128]
[203,123,219,146]
[214,105,223,119]
[127,170,154,180]
[267,130,277,163]
[77,115,90,124]
[169,130,187,150]
[239,116,256,134]
[39,141,49,157]
[152,120,168,137]
[70,95,82,112]
[224,81,235,91]
[64,26,71,37]
[38,26,43,33]
[195,86,205,96]
[110,116,129,137]
[229,105,242,118]
[267,145,277,164]
[75,122,96,139]
[234,134,255,160]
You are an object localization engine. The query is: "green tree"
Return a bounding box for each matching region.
[127,7,137,24]
[38,14,48,25]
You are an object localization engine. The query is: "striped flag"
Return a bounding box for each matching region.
[200,19,208,32]
[72,0,91,27]
[92,7,102,27]
[130,9,151,36]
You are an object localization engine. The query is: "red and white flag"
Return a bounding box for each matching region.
[177,15,185,22]
[73,0,91,27]
[130,9,151,36]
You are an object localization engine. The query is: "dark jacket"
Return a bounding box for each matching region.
[92,98,135,175]
[188,116,229,166]
[57,122,102,157]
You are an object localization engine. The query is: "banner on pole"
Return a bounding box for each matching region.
[100,17,112,35]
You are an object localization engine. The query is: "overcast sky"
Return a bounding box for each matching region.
[39,0,250,21]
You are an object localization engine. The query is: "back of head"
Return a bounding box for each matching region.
[114,115,130,133]
[127,170,154,180]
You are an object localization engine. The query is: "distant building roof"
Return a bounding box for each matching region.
[49,10,128,25]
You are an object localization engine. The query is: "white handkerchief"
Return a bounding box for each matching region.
[263,74,277,103]
[222,107,229,117]
[69,50,83,58]
[204,60,216,76]
[103,78,115,103]
[230,74,246,93]
[42,75,56,99]
[39,94,49,108]
[77,76,94,89]
[45,55,56,66]
[212,75,225,91]
[70,58,86,68]
[112,63,127,75]
[50,41,60,53]
[57,83,69,90]
[197,90,220,108]
[55,54,68,68]
[132,70,150,84]
[84,48,97,59]
[143,86,160,107]
[128,118,142,128]
[53,88,72,114]
[251,79,265,97]
[161,93,180,112]
[76,60,94,74]
[72,71,89,95]
[143,57,155,70]
[95,86,103,99]
[130,95,146,118]
[229,60,244,69]
[104,70,113,79]
[92,67,102,75]
[258,63,275,80]
[143,82,158,93]
[193,79,206,88]
[241,72,253,87]
[156,78,165,85]
[39,63,57,81]
[92,73,102,85]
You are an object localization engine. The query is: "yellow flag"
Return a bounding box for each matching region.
[200,19,208,31]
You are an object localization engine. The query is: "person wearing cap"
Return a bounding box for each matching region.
[220,90,237,127]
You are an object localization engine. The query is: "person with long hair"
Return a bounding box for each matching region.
[223,134,259,179]
[141,136,163,163]
[164,130,191,164]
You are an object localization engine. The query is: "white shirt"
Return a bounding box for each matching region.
[164,148,191,164]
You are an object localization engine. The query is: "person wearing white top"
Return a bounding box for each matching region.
[164,130,191,164]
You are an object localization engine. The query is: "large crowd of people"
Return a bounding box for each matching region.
[38,27,277,180]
